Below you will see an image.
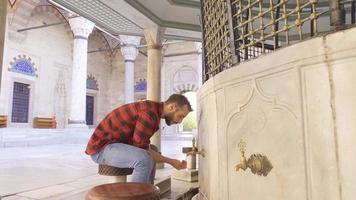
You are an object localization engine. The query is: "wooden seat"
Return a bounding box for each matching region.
[98,164,134,176]
[0,115,7,128]
[85,182,160,200]
[33,117,56,128]
[98,164,134,183]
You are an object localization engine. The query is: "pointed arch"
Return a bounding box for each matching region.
[89,29,113,58]
[9,0,41,41]
[172,65,199,93]
[9,1,73,41]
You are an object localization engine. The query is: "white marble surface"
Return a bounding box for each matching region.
[68,17,94,125]
[120,35,141,103]
[197,27,356,200]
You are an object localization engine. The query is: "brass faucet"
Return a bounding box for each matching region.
[235,140,248,171]
[186,137,205,157]
[235,139,273,176]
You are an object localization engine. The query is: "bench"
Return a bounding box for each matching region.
[98,164,134,183]
[33,117,56,128]
[0,115,7,127]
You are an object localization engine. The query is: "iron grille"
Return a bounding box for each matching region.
[201,0,356,81]
[201,0,233,81]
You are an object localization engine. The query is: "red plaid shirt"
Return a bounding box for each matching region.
[85,100,163,155]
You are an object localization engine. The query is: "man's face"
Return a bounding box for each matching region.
[165,104,190,126]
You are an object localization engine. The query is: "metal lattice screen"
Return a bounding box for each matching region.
[200,0,356,81]
[231,0,324,62]
[201,0,232,81]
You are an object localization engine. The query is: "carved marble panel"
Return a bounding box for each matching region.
[197,91,218,200]
[224,69,305,200]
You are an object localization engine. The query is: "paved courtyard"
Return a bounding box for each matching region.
[0,128,194,199]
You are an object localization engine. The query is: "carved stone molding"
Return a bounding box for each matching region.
[119,35,141,61]
[69,17,95,38]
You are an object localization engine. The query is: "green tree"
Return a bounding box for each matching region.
[183,113,197,132]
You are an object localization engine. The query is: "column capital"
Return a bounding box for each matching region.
[69,17,95,39]
[144,27,165,50]
[120,35,141,61]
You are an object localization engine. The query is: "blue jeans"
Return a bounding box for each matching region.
[91,143,157,184]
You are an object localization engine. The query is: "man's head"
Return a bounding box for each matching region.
[163,94,193,126]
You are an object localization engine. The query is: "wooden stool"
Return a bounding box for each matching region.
[85,182,160,200]
[98,164,134,182]
[0,115,7,128]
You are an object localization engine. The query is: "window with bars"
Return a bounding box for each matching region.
[11,82,30,123]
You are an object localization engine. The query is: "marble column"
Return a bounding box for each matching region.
[68,17,94,127]
[195,42,203,86]
[144,27,164,151]
[119,35,141,103]
[0,0,7,88]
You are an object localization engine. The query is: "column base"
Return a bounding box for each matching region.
[171,169,199,182]
[67,120,88,129]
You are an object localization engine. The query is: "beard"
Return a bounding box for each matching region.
[165,118,173,126]
[164,112,175,126]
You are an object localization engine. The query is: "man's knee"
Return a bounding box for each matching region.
[139,151,154,169]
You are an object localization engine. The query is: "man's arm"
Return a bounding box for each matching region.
[131,111,186,170]
[148,148,187,170]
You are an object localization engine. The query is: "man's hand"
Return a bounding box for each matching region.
[169,159,187,170]
[148,148,187,170]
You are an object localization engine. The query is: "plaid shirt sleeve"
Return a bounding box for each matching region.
[132,111,157,150]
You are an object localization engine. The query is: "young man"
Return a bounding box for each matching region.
[85,94,193,184]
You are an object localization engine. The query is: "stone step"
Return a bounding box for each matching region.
[154,176,171,195]
[161,185,199,200]
[0,128,93,147]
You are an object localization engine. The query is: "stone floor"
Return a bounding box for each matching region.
[0,128,198,200]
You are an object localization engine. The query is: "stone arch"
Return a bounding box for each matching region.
[8,54,38,77]
[9,0,41,41]
[32,5,72,36]
[89,29,113,60]
[111,46,122,58]
[9,1,72,42]
[87,74,99,91]
[32,4,75,56]
[173,83,198,93]
[172,65,199,93]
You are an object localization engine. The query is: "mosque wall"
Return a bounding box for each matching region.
[87,32,113,126]
[1,7,73,128]
[108,50,147,108]
[161,42,200,134]
[86,37,148,127]
[109,51,125,111]
[134,51,148,101]
[0,2,200,131]
[0,4,149,128]
[196,27,356,200]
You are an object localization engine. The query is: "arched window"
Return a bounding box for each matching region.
[181,91,197,133]
[9,55,36,77]
[134,79,147,92]
[87,74,99,90]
